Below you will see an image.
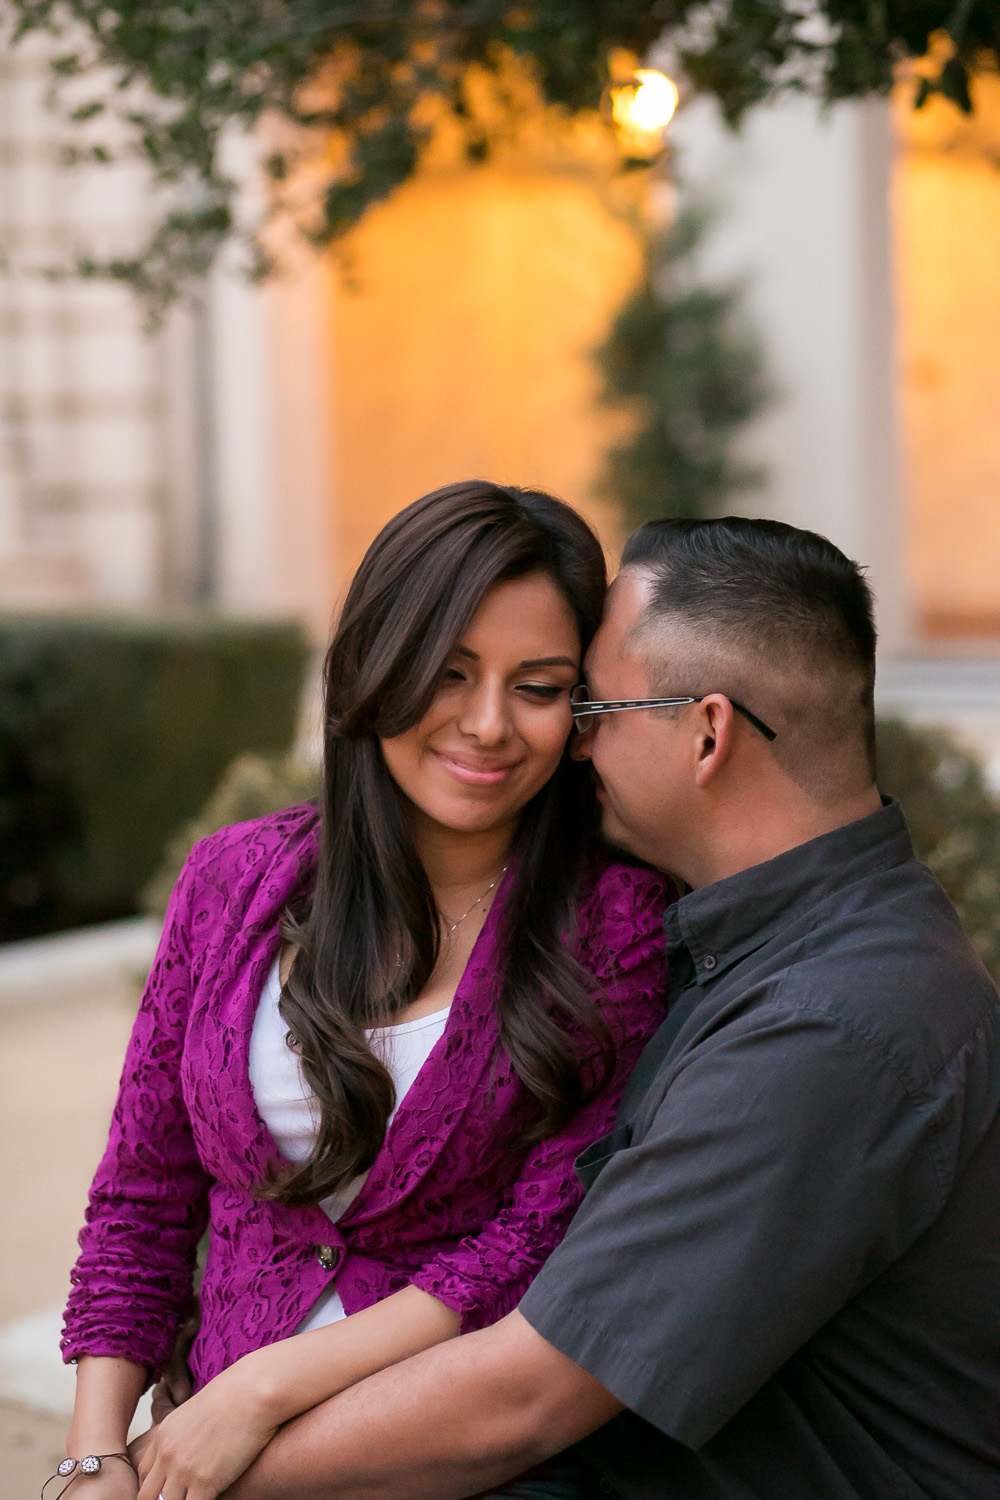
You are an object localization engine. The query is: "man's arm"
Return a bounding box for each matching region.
[227,1311,622,1500]
[232,1002,941,1500]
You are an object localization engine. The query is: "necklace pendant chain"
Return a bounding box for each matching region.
[447,866,507,934]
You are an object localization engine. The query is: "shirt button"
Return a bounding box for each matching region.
[702,954,717,971]
[316,1245,337,1271]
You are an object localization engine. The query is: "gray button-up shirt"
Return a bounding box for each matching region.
[520,800,1000,1499]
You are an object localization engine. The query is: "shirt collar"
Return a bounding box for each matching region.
[663,798,914,984]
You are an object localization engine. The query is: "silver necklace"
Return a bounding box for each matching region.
[444,866,507,933]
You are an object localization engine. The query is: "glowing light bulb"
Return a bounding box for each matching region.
[629,71,679,131]
[610,69,679,148]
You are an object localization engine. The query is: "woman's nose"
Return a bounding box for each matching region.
[458,681,510,743]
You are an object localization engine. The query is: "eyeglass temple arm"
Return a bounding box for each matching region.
[729,701,777,741]
[569,697,696,715]
[570,694,776,741]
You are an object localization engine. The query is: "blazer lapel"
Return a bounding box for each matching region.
[341,866,515,1225]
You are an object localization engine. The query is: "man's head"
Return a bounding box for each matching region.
[577,517,880,884]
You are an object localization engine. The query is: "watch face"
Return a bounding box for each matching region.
[80,1457,103,1475]
[57,1460,77,1477]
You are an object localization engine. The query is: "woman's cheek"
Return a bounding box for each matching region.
[524,714,573,782]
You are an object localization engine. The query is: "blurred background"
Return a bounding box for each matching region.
[1,6,998,1492]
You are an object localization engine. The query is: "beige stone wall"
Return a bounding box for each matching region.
[668,94,907,651]
[5,29,998,672]
[0,46,643,632]
[327,161,643,586]
[0,31,183,608]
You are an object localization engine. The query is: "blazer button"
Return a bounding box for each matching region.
[316,1245,337,1271]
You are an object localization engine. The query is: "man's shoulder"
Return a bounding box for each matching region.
[768,856,999,1093]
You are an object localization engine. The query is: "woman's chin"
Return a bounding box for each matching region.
[408,792,521,839]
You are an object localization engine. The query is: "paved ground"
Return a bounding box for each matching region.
[0,980,141,1328]
[0,921,159,1485]
[0,1400,67,1500]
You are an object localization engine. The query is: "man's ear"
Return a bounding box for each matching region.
[693,696,736,787]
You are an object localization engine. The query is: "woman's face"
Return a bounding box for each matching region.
[380,572,582,839]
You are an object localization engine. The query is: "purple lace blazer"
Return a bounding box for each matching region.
[62,804,667,1389]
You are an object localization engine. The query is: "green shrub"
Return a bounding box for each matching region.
[144,751,320,918]
[0,614,310,940]
[596,206,771,528]
[875,718,1000,984]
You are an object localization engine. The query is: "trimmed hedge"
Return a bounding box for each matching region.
[143,751,321,917]
[0,614,310,940]
[875,718,1000,983]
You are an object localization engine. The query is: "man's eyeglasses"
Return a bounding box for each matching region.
[569,684,777,741]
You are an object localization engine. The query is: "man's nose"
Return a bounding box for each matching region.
[458,681,510,743]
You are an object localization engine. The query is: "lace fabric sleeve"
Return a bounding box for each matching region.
[410,863,668,1332]
[61,845,214,1380]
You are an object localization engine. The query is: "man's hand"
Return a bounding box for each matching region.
[127,1428,154,1472]
[148,1311,199,1426]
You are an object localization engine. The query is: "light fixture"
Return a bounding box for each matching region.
[610,69,679,156]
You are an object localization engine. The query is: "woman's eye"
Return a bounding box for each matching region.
[441,667,466,683]
[517,683,565,701]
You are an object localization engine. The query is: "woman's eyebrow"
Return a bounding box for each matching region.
[518,656,578,671]
[453,646,577,671]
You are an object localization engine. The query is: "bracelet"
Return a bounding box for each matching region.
[42,1453,135,1500]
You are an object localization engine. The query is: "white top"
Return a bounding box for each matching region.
[248,959,450,1330]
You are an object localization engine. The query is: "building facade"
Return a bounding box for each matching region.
[1,35,998,778]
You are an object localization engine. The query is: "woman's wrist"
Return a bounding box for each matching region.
[69,1355,146,1458]
[43,1453,137,1500]
[65,1434,132,1458]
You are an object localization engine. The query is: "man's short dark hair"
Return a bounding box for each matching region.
[621,516,877,795]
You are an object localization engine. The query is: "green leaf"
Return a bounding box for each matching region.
[4,0,997,312]
[70,99,105,120]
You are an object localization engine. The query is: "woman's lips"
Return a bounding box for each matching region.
[433,750,519,786]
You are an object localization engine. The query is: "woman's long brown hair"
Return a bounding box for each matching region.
[269,480,611,1205]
